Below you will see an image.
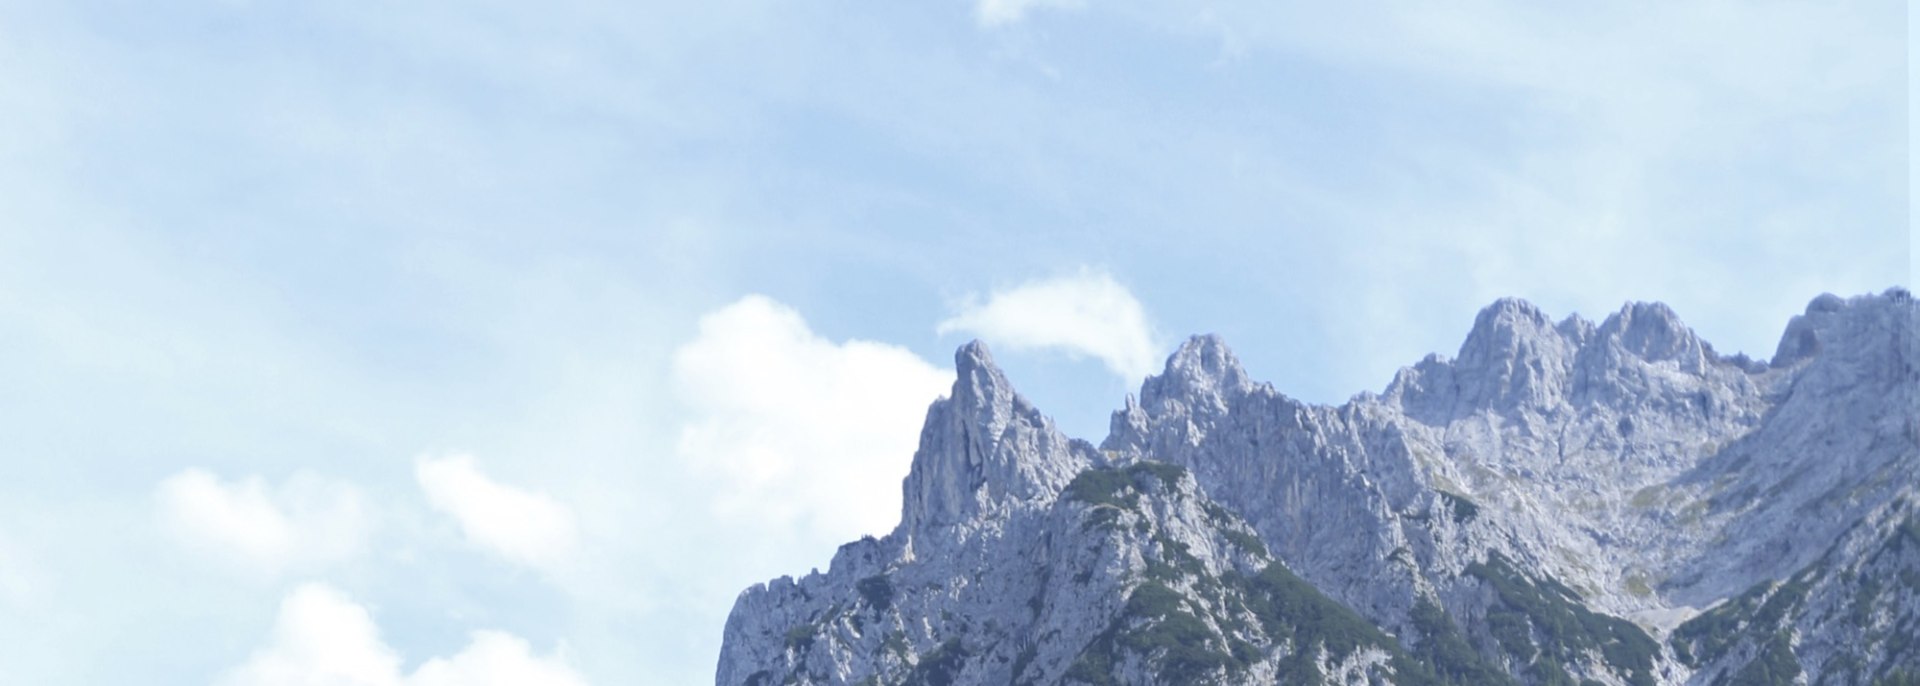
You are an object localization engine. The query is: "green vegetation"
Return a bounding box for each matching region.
[1081,505,1125,532]
[1064,468,1139,509]
[856,575,893,612]
[1466,552,1658,686]
[1062,634,1120,686]
[1239,564,1384,660]
[1437,491,1480,524]
[1129,461,1189,485]
[1065,580,1236,686]
[1624,575,1654,599]
[883,631,910,662]
[1219,525,1269,558]
[905,638,969,686]
[1843,568,1889,626]
[1009,645,1037,684]
[1116,583,1238,680]
[1063,462,1191,510]
[1890,517,1920,555]
[1875,669,1920,686]
[1409,598,1514,685]
[1672,572,1812,678]
[1060,491,1528,686]
[1673,579,1772,666]
[1725,631,1801,686]
[1876,610,1918,684]
[784,624,816,652]
[1152,532,1204,576]
[1202,502,1236,524]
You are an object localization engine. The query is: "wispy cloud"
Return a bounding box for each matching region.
[938,269,1159,381]
[219,583,587,686]
[416,455,580,572]
[154,469,371,576]
[672,295,951,541]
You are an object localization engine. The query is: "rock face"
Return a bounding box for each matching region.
[716,289,1919,686]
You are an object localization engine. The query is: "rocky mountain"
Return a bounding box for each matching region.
[717,289,1919,686]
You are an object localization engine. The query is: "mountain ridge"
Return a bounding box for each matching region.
[718,288,1918,686]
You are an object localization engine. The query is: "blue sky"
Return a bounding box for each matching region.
[0,1,1908,683]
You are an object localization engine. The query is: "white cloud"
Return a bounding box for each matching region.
[415,455,579,571]
[937,269,1158,381]
[155,470,371,576]
[672,295,952,540]
[976,0,1085,26]
[408,631,589,686]
[219,583,586,686]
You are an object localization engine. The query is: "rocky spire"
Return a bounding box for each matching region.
[1139,334,1254,415]
[1596,301,1709,374]
[897,341,1092,536]
[1448,297,1576,411]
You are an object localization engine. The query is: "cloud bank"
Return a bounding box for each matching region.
[219,583,587,686]
[155,469,371,576]
[416,455,580,572]
[672,295,951,541]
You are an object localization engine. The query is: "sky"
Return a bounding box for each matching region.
[0,1,1908,684]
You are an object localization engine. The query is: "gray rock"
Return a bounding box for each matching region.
[716,289,1919,685]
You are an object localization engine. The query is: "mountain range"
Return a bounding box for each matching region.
[716,289,1919,686]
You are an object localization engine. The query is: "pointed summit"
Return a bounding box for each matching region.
[1443,297,1576,411]
[950,339,1017,428]
[1138,334,1254,414]
[1166,334,1247,383]
[1457,298,1557,368]
[898,341,1091,537]
[1598,301,1709,374]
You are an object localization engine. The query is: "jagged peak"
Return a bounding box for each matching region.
[1556,313,1597,343]
[1139,334,1254,412]
[1457,297,1561,363]
[1771,288,1918,367]
[1165,334,1249,386]
[955,338,997,375]
[1599,301,1686,335]
[1597,300,1709,372]
[951,339,1018,425]
[1478,297,1552,326]
[897,340,1090,537]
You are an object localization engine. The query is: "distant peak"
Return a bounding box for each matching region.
[898,340,1090,535]
[1619,300,1681,321]
[1137,334,1252,413]
[1463,297,1556,344]
[1600,301,1707,372]
[1806,292,1846,314]
[1600,301,1688,337]
[1458,298,1559,359]
[1482,294,1543,315]
[952,339,1013,409]
[1771,288,1917,367]
[955,339,996,371]
[1167,334,1240,377]
[1480,297,1551,323]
